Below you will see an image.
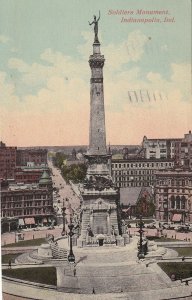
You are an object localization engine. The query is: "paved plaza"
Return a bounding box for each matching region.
[2,233,192,299]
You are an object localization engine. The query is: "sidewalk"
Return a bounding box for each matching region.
[2,276,192,300]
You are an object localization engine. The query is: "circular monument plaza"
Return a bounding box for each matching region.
[2,231,192,300]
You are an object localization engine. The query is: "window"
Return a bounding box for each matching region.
[176,196,180,209]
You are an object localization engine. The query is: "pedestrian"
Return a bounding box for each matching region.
[92,288,95,294]
[185,280,189,286]
[73,267,76,277]
[8,259,11,269]
[182,256,185,261]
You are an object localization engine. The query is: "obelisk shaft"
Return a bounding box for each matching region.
[88,42,107,156]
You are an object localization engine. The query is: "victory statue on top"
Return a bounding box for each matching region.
[89,11,100,43]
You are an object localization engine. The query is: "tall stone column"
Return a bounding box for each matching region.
[77,21,122,246]
[88,42,106,156]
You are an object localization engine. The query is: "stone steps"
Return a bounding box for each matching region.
[50,243,68,260]
[61,264,171,294]
[75,250,137,263]
[15,252,41,264]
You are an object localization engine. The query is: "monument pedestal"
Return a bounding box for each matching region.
[77,237,86,248]
[38,244,53,258]
[116,236,124,247]
[122,233,130,245]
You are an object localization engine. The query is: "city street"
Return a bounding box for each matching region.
[48,159,80,211]
[1,160,81,246]
[2,224,192,247]
[129,227,192,241]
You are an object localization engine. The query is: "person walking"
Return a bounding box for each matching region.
[8,259,11,269]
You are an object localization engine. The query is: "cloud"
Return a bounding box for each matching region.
[78,30,148,71]
[1,31,192,146]
[8,48,88,90]
[0,35,10,44]
[0,72,20,109]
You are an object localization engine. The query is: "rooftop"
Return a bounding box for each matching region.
[120,187,152,206]
[8,183,39,191]
[39,170,52,184]
[155,168,192,176]
[112,158,174,162]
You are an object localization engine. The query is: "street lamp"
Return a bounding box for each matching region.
[138,215,145,259]
[68,223,75,263]
[163,198,169,222]
[61,200,66,236]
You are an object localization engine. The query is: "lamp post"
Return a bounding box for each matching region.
[138,215,145,259]
[163,198,168,223]
[68,223,75,263]
[61,200,66,236]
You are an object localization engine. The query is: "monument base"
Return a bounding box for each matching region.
[122,233,130,245]
[37,244,53,258]
[77,237,86,248]
[116,236,124,247]
[77,234,126,247]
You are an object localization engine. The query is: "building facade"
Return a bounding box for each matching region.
[0,141,17,181]
[16,149,48,166]
[111,158,174,188]
[15,165,50,184]
[155,169,192,223]
[1,171,54,232]
[175,131,192,169]
[142,136,181,159]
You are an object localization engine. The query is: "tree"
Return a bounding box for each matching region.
[61,164,87,183]
[136,197,155,217]
[53,152,67,169]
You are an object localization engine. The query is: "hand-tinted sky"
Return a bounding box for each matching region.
[0,0,191,146]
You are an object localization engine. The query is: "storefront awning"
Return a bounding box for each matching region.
[24,217,35,225]
[19,219,25,226]
[172,214,182,222]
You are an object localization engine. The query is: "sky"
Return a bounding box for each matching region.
[0,0,191,147]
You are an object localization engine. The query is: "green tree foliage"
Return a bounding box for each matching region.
[53,152,67,169]
[61,164,87,183]
[136,197,155,217]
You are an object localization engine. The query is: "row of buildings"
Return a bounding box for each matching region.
[155,168,192,224]
[0,142,54,233]
[0,141,48,181]
[112,131,192,223]
[142,131,192,168]
[1,130,192,232]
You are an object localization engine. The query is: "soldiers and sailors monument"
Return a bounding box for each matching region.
[77,12,125,247]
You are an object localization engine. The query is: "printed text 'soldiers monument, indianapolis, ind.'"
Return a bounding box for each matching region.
[77,13,125,247]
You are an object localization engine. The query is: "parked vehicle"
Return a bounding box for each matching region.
[175,226,190,233]
[48,226,55,230]
[33,227,40,231]
[162,223,170,229]
[146,224,156,229]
